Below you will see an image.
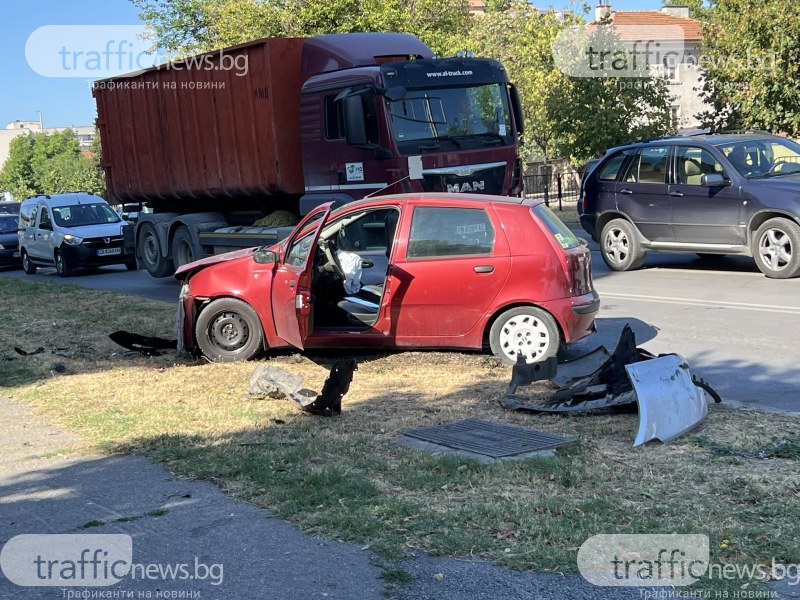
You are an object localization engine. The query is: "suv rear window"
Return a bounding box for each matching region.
[531,204,581,250]
[598,151,629,181]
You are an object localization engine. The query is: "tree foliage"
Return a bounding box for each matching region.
[698,0,800,135]
[0,130,105,200]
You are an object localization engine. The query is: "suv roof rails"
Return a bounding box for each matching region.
[708,129,773,135]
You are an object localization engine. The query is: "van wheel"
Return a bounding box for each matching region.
[489,306,559,366]
[55,251,72,277]
[139,222,174,278]
[753,218,800,279]
[600,219,646,271]
[21,250,37,275]
[195,298,264,362]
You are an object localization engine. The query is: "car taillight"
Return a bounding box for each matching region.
[566,250,592,297]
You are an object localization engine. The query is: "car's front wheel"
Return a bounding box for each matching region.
[21,250,36,275]
[195,297,264,362]
[489,306,560,366]
[55,250,72,277]
[753,218,800,279]
[600,219,646,272]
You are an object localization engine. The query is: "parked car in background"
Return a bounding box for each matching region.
[0,213,21,267]
[0,202,20,215]
[176,194,599,364]
[580,132,800,278]
[18,193,136,277]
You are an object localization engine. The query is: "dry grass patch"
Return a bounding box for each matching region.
[3,278,799,592]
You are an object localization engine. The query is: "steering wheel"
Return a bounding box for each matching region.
[318,239,345,279]
[768,158,800,174]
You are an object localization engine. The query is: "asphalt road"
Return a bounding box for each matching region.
[2,246,798,412]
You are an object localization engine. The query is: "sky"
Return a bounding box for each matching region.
[0,0,664,129]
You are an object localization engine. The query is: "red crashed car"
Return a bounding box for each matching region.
[175,194,599,365]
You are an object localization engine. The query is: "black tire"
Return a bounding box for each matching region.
[139,222,174,278]
[489,306,560,366]
[171,226,197,270]
[125,260,138,271]
[55,250,72,277]
[600,219,646,272]
[195,298,264,362]
[21,249,36,275]
[753,218,800,279]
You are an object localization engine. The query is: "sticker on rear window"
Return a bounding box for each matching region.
[456,223,487,235]
[555,233,571,249]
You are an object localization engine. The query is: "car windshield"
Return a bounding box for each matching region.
[52,203,121,228]
[388,83,513,154]
[717,138,800,178]
[0,215,18,233]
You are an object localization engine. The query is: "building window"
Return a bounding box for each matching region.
[663,57,678,81]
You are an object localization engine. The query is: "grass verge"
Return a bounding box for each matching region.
[2,278,798,594]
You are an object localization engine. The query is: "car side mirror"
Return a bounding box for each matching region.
[253,249,278,264]
[701,173,730,187]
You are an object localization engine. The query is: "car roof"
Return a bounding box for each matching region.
[21,192,107,208]
[331,192,530,214]
[607,132,786,154]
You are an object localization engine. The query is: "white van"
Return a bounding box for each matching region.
[18,193,136,276]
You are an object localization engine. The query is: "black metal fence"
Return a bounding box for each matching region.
[523,172,580,210]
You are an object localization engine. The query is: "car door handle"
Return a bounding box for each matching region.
[474,265,494,273]
[361,259,374,268]
[670,191,684,197]
[619,188,633,195]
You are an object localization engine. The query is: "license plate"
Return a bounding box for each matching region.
[97,248,121,256]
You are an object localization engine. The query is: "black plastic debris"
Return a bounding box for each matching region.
[109,331,177,356]
[248,359,357,416]
[14,346,44,356]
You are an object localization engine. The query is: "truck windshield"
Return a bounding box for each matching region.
[388,83,513,154]
[52,203,122,228]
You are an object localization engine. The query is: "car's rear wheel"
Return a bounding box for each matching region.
[55,250,72,277]
[600,219,646,271]
[195,298,264,362]
[21,250,36,275]
[139,222,174,278]
[753,218,800,279]
[489,306,559,366]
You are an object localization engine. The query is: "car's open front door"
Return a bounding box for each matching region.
[271,203,333,349]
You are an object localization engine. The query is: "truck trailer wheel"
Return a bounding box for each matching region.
[195,298,264,362]
[172,226,198,270]
[139,222,174,278]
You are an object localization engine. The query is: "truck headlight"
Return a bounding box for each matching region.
[63,234,83,246]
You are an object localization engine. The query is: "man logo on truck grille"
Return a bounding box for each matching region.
[447,181,485,193]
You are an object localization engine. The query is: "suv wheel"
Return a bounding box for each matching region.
[753,218,800,279]
[55,251,72,277]
[600,219,646,271]
[21,250,36,275]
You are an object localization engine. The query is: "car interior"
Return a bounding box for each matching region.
[310,207,400,330]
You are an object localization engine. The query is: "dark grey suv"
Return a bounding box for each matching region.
[580,132,800,279]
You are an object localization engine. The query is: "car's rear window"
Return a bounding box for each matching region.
[531,204,581,250]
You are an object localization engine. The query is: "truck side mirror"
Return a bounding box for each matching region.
[343,96,369,147]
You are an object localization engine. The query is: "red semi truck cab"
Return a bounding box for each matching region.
[297,34,524,212]
[94,33,524,277]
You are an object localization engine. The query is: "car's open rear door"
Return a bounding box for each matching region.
[271,203,333,350]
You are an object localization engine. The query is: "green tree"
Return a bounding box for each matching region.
[0,130,106,199]
[698,0,800,135]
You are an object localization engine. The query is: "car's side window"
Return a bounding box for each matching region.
[598,151,629,181]
[407,207,495,258]
[675,146,726,185]
[285,212,325,268]
[38,207,52,229]
[624,147,670,184]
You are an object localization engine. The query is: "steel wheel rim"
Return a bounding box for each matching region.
[498,313,550,363]
[604,228,629,264]
[759,228,792,272]
[208,311,250,352]
[143,232,159,265]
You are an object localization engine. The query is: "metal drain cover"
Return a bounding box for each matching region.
[400,419,571,462]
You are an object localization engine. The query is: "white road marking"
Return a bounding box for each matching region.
[599,292,800,315]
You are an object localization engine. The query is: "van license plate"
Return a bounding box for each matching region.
[97,248,121,256]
